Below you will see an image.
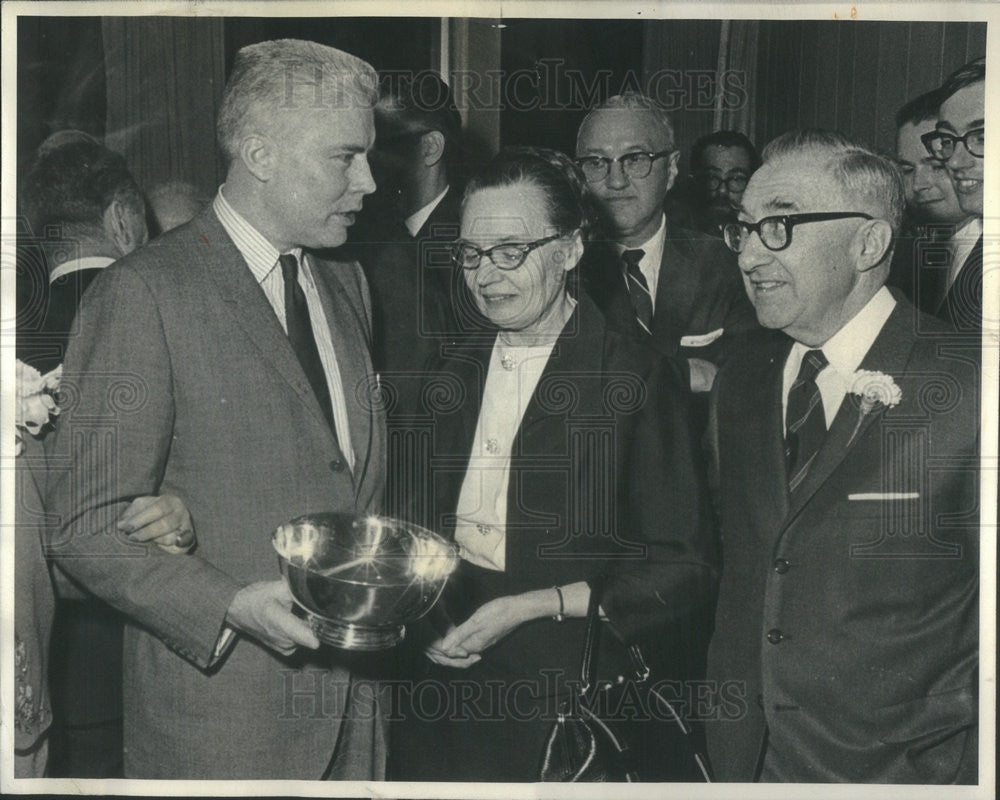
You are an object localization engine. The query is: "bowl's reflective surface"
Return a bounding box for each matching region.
[273,513,458,650]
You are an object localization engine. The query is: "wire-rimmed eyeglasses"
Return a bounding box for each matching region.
[451,233,565,271]
[920,128,985,161]
[575,150,674,183]
[722,212,874,254]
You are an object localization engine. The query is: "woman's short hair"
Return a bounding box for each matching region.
[462,146,593,238]
[216,39,378,164]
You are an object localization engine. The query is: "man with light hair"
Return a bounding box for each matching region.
[705,129,978,782]
[46,39,387,779]
[575,92,756,396]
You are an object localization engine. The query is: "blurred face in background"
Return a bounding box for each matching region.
[896,119,970,226]
[695,145,754,213]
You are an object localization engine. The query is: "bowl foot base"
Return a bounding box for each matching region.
[308,616,405,651]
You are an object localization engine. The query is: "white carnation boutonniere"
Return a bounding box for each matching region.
[15,360,62,456]
[848,369,901,444]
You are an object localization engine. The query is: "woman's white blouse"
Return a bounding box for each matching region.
[453,336,559,571]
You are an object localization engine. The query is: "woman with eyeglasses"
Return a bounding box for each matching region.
[391,147,716,782]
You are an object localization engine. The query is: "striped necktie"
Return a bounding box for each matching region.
[785,348,828,492]
[622,248,653,334]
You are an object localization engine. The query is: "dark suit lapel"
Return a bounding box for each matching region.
[785,300,917,524]
[651,222,697,346]
[738,335,793,537]
[195,210,339,450]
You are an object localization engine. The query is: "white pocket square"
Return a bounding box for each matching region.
[848,492,920,501]
[680,328,724,348]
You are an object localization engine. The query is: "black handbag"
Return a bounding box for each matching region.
[539,583,712,782]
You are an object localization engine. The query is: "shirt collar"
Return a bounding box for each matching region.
[405,185,450,238]
[213,186,303,283]
[615,213,666,260]
[49,256,116,285]
[792,285,897,376]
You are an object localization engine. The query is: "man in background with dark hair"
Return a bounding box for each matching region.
[922,57,985,334]
[672,130,760,237]
[890,89,977,312]
[350,70,473,377]
[19,139,148,374]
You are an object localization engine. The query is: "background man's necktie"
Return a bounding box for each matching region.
[279,253,336,433]
[785,348,828,492]
[622,248,653,334]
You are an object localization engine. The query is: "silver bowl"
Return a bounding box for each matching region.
[273,512,459,651]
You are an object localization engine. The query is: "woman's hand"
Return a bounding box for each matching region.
[118,495,196,554]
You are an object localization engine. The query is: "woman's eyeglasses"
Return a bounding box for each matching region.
[451,233,564,271]
[722,212,874,254]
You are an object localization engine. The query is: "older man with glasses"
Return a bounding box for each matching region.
[704,129,978,783]
[921,57,985,334]
[574,92,757,397]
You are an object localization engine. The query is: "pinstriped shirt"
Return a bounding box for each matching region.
[213,188,354,471]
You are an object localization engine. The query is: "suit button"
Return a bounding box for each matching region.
[773,558,790,574]
[329,459,344,472]
[766,629,784,645]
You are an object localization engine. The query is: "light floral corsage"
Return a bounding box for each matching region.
[848,369,901,443]
[15,360,62,456]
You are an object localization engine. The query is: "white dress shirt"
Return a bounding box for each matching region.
[948,216,983,290]
[405,185,450,238]
[48,255,115,284]
[615,213,666,312]
[782,286,897,431]
[453,328,567,571]
[214,188,354,470]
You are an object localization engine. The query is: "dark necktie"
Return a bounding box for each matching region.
[279,253,335,432]
[785,349,828,492]
[622,249,653,334]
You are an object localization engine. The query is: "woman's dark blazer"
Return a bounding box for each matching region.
[408,293,718,684]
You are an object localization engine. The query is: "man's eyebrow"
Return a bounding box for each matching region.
[761,198,798,212]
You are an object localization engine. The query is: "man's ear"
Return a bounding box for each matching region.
[239,134,277,182]
[562,229,585,273]
[855,218,894,272]
[104,199,147,257]
[665,150,681,193]
[420,131,446,168]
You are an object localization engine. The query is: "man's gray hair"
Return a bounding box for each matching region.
[762,129,905,235]
[577,91,675,150]
[216,39,378,164]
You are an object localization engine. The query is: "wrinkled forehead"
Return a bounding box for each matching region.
[576,108,672,153]
[742,153,848,214]
[461,181,552,240]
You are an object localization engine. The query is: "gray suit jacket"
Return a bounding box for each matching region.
[44,207,387,779]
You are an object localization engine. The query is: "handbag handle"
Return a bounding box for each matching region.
[578,578,650,696]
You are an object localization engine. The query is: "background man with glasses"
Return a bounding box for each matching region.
[668,130,760,238]
[889,88,978,313]
[704,129,978,783]
[574,92,757,396]
[922,58,985,334]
